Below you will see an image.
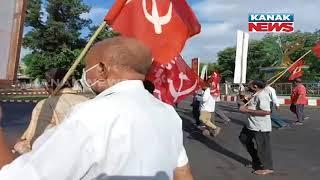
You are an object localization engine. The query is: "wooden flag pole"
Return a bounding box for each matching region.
[52,21,107,95]
[268,49,312,83]
[267,69,286,83]
[243,49,312,107]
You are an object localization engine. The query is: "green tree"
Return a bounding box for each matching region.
[23,0,91,79]
[216,31,320,82]
[87,26,120,44]
[216,47,236,81]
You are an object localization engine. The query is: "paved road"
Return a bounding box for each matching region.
[1,101,320,180]
[177,100,320,180]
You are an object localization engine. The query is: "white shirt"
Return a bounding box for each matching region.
[0,80,188,180]
[265,86,279,107]
[247,90,272,132]
[199,88,215,112]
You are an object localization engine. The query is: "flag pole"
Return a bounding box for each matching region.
[52,21,107,95]
[267,69,286,83]
[267,49,312,83]
[243,49,312,107]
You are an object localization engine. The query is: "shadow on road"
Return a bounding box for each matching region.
[229,117,246,127]
[179,111,251,166]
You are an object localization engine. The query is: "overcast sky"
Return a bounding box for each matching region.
[21,0,320,64]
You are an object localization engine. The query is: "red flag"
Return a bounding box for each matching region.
[207,72,221,97]
[312,43,320,58]
[105,0,200,64]
[105,0,201,104]
[288,60,304,80]
[191,58,199,75]
[148,55,202,104]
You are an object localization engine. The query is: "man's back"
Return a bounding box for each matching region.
[80,81,186,179]
[0,81,186,180]
[199,88,215,112]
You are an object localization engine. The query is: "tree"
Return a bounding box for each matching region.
[23,0,91,79]
[87,26,120,44]
[216,47,236,81]
[215,31,320,82]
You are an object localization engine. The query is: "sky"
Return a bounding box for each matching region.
[21,0,320,64]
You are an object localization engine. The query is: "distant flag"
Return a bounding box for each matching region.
[207,72,221,97]
[288,60,304,80]
[191,58,200,76]
[200,65,208,80]
[312,42,320,58]
[104,0,201,104]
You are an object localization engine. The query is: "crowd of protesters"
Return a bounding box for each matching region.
[0,35,310,178]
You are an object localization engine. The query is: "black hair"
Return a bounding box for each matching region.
[45,68,72,89]
[294,78,302,83]
[143,80,155,94]
[251,79,266,89]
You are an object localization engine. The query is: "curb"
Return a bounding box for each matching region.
[220,95,238,102]
[0,99,39,103]
[0,92,48,96]
[220,95,320,106]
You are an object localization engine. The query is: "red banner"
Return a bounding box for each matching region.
[105,0,201,104]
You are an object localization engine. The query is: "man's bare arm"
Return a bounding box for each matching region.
[174,164,194,180]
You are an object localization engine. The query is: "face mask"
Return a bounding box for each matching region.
[80,63,99,94]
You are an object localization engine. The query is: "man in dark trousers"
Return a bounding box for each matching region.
[191,90,202,126]
[239,80,273,175]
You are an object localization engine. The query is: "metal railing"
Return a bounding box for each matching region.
[221,83,320,97]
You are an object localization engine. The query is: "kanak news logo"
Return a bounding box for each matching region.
[248,13,294,33]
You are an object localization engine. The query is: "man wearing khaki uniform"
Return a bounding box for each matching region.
[198,87,221,137]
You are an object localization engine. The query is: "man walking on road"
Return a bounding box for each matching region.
[265,85,288,128]
[239,80,274,175]
[198,85,221,137]
[290,78,308,125]
[191,90,202,126]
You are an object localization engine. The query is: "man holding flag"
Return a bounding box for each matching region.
[0,36,194,180]
[0,0,202,179]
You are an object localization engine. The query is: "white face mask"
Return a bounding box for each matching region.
[81,63,99,94]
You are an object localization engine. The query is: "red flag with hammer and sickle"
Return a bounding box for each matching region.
[105,0,202,104]
[288,60,304,80]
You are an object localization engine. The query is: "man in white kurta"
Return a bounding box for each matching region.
[0,37,192,180]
